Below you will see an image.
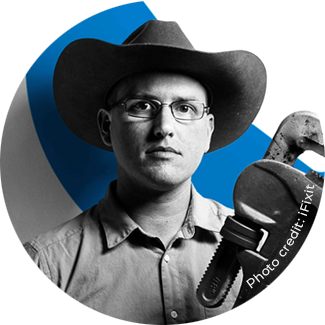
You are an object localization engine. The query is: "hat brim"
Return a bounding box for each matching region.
[53,39,266,152]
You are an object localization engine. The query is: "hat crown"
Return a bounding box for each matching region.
[122,20,194,49]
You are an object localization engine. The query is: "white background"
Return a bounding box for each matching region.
[0,0,325,325]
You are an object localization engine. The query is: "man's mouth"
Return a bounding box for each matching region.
[146,146,180,155]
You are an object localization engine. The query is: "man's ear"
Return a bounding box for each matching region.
[205,113,215,153]
[97,109,113,148]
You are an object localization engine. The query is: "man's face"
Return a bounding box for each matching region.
[101,72,214,191]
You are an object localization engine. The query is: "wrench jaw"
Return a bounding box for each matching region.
[229,160,323,325]
[234,160,323,278]
[196,111,324,310]
[197,160,322,309]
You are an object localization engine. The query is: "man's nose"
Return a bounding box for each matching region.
[152,105,176,138]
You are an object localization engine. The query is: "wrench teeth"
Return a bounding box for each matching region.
[217,266,241,307]
[196,239,241,308]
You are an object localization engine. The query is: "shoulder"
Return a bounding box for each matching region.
[0,206,102,311]
[24,204,100,255]
[1,206,99,273]
[0,208,98,324]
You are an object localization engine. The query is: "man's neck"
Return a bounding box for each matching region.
[115,177,192,248]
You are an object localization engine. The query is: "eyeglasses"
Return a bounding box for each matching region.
[115,98,210,121]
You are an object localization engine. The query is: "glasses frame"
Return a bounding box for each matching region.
[113,98,210,121]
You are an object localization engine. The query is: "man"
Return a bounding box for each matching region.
[24,20,266,324]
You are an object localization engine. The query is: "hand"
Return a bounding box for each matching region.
[216,316,247,325]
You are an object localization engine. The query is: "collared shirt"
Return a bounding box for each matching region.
[24,181,242,324]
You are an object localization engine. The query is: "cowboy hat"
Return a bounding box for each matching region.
[53,19,266,152]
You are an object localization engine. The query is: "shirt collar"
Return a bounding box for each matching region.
[98,181,140,249]
[98,181,230,249]
[181,185,228,238]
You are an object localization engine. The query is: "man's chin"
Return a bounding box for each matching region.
[144,170,191,192]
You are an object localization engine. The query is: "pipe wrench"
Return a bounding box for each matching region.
[196,111,324,308]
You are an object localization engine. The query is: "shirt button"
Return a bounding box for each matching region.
[171,311,178,319]
[164,254,170,263]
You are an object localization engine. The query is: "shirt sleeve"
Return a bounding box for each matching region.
[0,243,50,325]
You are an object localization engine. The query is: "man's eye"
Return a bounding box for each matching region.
[133,101,153,110]
[175,104,196,114]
